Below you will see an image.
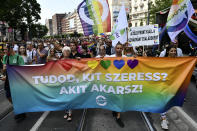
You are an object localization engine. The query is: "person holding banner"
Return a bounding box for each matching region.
[109,42,125,128]
[0,44,25,121]
[47,48,58,62]
[69,42,81,59]
[19,45,28,65]
[80,46,91,58]
[160,44,177,129]
[96,45,110,58]
[124,42,136,57]
[105,40,115,56]
[110,42,126,58]
[61,46,72,122]
[54,42,63,59]
[159,41,183,57]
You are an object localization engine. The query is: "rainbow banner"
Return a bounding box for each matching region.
[7,57,196,114]
[166,0,195,42]
[77,0,111,36]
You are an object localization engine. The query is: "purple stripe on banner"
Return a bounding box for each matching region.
[77,1,94,36]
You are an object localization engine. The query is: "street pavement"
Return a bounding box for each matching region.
[83,109,148,131]
[183,77,197,122]
[0,80,197,131]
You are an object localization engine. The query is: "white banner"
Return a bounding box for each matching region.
[128,24,159,47]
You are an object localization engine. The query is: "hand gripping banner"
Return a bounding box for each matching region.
[7,57,196,114]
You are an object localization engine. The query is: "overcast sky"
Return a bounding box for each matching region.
[37,0,83,24]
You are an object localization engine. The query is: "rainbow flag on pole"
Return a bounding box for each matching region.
[77,0,111,36]
[166,0,195,42]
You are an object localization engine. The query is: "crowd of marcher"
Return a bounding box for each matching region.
[0,36,196,129]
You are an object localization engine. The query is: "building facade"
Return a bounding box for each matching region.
[61,10,83,35]
[52,14,65,35]
[108,0,131,28]
[45,19,53,36]
[130,0,155,27]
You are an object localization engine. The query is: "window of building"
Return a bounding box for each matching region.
[129,23,132,27]
[135,23,137,27]
[140,20,143,26]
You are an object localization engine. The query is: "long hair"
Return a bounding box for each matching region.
[19,45,27,56]
[165,44,177,57]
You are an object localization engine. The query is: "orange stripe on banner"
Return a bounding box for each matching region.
[172,0,179,5]
[98,1,110,33]
[98,2,105,32]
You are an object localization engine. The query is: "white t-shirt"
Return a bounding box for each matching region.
[96,54,110,58]
[109,54,127,57]
[159,48,183,57]
[26,49,37,64]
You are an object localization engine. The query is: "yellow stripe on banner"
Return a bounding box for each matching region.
[92,0,103,34]
[99,2,107,32]
[178,0,185,5]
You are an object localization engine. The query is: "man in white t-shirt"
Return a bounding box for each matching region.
[109,43,125,128]
[109,43,126,58]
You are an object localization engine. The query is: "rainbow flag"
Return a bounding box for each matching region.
[87,42,96,50]
[166,0,195,42]
[77,0,111,36]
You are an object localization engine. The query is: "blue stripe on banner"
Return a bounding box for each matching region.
[77,1,94,36]
[84,2,94,35]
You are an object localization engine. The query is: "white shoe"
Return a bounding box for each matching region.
[160,117,169,125]
[161,119,169,130]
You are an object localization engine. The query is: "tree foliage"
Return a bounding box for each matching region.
[149,0,173,24]
[31,24,48,38]
[0,0,23,28]
[0,0,41,40]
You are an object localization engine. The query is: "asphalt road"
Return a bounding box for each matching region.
[0,80,196,131]
[182,78,197,122]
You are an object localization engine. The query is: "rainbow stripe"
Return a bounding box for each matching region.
[78,0,111,36]
[7,57,196,114]
[87,42,96,50]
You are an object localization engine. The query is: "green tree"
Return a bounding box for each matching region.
[31,24,48,38]
[0,0,41,40]
[0,0,23,29]
[149,0,173,24]
[21,0,41,40]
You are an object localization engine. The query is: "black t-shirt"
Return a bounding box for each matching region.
[106,46,112,55]
[80,54,91,58]
[69,52,82,59]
